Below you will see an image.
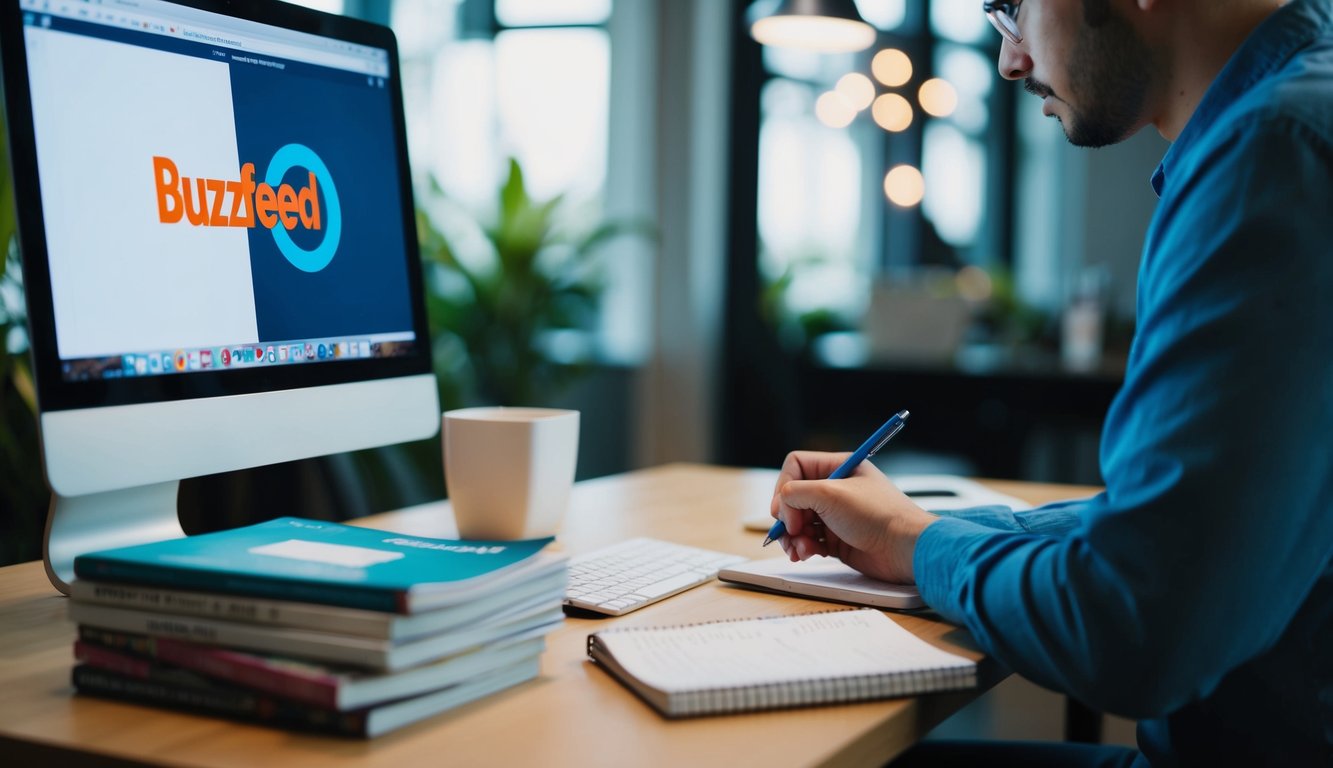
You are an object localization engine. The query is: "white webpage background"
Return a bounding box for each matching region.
[25,27,260,359]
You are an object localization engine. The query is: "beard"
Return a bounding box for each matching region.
[1035,0,1153,148]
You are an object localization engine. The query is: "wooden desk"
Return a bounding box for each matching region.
[0,464,1095,767]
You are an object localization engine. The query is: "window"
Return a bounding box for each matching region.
[392,0,610,215]
[390,0,633,364]
[752,0,1011,341]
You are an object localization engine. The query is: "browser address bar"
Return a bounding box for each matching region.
[177,22,385,76]
[39,0,386,77]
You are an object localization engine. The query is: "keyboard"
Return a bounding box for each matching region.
[564,538,748,616]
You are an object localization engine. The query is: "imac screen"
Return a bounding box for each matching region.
[12,0,426,396]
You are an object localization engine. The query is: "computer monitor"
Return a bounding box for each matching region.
[0,0,440,593]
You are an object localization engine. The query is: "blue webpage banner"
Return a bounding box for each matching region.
[231,65,413,342]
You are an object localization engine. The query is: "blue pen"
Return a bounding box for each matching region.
[762,410,911,547]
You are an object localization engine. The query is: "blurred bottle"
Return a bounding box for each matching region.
[1061,267,1107,372]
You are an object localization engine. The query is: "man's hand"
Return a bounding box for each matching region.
[769,451,938,584]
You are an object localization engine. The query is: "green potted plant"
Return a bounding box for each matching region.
[0,111,46,567]
[417,157,649,408]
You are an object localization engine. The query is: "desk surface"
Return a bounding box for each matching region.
[0,464,1095,768]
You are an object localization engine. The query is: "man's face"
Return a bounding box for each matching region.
[999,0,1154,148]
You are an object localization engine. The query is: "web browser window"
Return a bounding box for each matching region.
[19,0,416,382]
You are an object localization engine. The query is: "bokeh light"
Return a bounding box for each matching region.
[835,72,876,112]
[871,48,913,87]
[884,164,925,207]
[954,265,994,302]
[815,91,857,128]
[871,93,913,132]
[919,78,959,118]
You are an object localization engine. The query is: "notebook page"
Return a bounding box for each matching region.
[599,610,972,693]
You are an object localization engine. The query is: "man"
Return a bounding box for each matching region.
[771,1,1332,765]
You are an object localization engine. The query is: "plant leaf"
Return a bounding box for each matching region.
[499,157,527,226]
[416,154,652,406]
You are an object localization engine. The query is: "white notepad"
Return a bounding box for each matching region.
[587,609,976,717]
[718,556,924,610]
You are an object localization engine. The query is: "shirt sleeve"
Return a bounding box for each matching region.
[932,498,1095,535]
[913,115,1333,718]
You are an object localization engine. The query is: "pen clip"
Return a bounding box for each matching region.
[866,420,905,458]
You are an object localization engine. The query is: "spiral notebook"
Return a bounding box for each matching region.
[587,609,976,718]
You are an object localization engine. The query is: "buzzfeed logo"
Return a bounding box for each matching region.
[153,143,342,273]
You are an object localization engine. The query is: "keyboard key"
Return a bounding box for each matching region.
[631,572,706,600]
[564,538,746,616]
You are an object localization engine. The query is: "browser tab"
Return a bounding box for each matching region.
[33,0,389,76]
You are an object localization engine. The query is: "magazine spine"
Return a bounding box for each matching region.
[71,664,367,737]
[73,557,403,613]
[68,602,390,669]
[71,581,394,639]
[76,635,339,709]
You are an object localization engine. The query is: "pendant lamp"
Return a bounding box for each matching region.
[749,0,877,53]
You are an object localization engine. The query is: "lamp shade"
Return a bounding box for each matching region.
[749,0,877,53]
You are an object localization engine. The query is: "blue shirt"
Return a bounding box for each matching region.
[913,1,1333,764]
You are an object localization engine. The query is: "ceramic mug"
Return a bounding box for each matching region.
[442,407,580,540]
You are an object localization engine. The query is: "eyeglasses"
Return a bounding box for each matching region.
[983,0,1023,45]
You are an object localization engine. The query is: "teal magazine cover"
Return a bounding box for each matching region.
[74,518,556,613]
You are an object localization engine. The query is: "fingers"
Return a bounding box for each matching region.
[770,451,851,532]
[767,460,930,584]
[778,477,835,519]
[779,522,836,561]
[776,451,854,487]
[779,461,896,529]
[777,476,854,539]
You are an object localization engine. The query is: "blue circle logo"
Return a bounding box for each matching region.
[264,143,341,273]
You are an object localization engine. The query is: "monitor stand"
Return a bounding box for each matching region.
[43,481,185,594]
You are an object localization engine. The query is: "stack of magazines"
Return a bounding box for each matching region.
[67,517,567,737]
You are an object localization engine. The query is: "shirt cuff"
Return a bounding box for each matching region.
[913,515,1004,623]
[934,499,1088,533]
[932,504,1023,531]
